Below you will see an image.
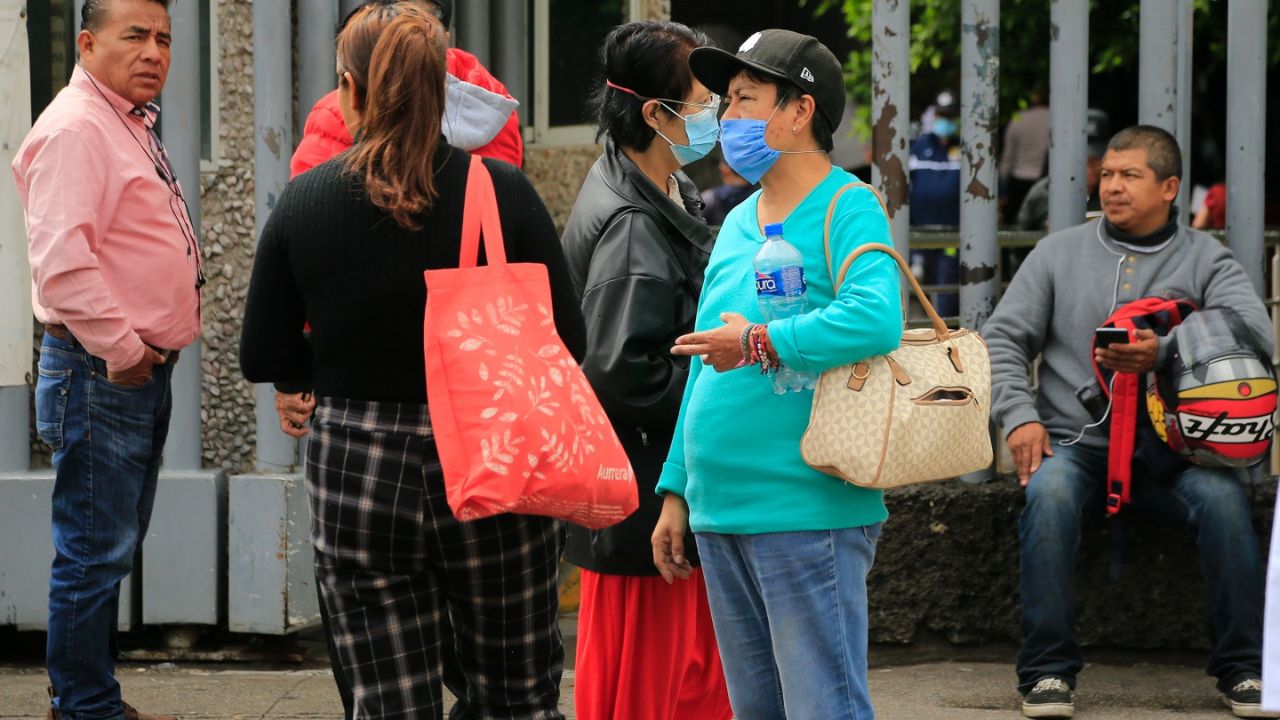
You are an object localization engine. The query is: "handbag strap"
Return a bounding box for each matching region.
[821,182,952,342]
[459,154,507,268]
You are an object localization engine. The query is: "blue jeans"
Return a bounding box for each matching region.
[37,332,173,720]
[697,525,881,720]
[1017,443,1263,694]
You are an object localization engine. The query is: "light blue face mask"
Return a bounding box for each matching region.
[932,117,957,139]
[655,98,721,166]
[720,102,822,184]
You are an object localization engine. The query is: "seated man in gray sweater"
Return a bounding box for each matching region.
[983,125,1275,720]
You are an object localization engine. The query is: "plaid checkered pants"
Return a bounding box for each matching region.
[308,397,565,719]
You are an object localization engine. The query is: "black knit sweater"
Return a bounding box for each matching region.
[240,145,587,403]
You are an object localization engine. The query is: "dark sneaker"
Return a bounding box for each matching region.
[1022,677,1074,718]
[1223,677,1280,718]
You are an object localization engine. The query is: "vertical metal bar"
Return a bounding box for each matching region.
[0,0,32,473]
[74,0,85,30]
[1138,0,1177,131]
[491,0,528,113]
[253,1,298,473]
[959,0,999,332]
[1226,0,1266,296]
[1174,0,1193,215]
[1048,0,1088,233]
[455,0,492,69]
[298,0,339,123]
[959,0,998,484]
[159,0,203,470]
[303,0,336,464]
[532,0,549,141]
[871,0,911,257]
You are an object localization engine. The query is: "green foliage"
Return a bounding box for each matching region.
[807,0,1280,140]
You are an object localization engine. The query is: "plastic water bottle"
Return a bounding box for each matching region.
[754,222,818,394]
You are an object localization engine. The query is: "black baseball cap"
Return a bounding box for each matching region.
[689,29,846,131]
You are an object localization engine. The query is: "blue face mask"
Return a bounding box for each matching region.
[656,100,721,167]
[720,104,781,185]
[720,103,822,184]
[933,117,957,139]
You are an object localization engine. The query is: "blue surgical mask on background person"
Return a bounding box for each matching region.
[720,102,823,184]
[656,100,720,166]
[933,117,957,139]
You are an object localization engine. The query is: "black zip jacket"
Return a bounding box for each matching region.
[560,138,715,576]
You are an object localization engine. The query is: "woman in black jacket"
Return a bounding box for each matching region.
[240,8,583,718]
[560,21,731,720]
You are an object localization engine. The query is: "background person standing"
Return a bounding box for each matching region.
[11,0,202,718]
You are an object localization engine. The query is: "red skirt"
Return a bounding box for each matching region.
[574,568,733,720]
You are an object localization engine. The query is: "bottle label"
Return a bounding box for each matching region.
[756,266,806,298]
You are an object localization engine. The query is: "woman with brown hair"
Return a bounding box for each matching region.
[239,7,584,718]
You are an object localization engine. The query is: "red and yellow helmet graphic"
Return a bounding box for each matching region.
[1151,355,1277,467]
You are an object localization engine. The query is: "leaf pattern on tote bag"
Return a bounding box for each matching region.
[445,296,612,479]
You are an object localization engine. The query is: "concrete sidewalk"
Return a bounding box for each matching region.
[0,657,1262,719]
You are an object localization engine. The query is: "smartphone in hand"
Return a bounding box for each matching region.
[1095,327,1131,349]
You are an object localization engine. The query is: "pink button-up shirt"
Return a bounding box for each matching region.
[12,66,202,371]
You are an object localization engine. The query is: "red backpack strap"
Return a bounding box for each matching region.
[1104,316,1139,514]
[1093,297,1198,515]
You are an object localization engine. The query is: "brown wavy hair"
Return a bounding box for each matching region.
[337,5,447,229]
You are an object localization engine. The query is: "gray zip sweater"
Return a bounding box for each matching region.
[982,218,1273,449]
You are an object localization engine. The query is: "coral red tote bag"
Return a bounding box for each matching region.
[424,156,637,529]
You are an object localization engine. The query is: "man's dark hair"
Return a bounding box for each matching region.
[1107,124,1183,181]
[589,21,713,151]
[742,68,835,154]
[82,0,171,32]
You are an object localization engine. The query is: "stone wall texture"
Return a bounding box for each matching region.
[867,479,1275,650]
[197,0,259,473]
[524,145,602,231]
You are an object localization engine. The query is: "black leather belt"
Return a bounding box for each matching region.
[44,323,180,365]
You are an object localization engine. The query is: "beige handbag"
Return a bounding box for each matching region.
[800,183,993,489]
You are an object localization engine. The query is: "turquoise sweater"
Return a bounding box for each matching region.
[656,166,903,534]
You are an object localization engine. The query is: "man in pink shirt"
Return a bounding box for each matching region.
[11,1,200,718]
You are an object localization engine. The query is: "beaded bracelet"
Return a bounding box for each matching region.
[749,324,778,375]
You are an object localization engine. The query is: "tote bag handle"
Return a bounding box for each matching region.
[459,155,507,268]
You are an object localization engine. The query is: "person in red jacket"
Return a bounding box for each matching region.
[289,0,523,178]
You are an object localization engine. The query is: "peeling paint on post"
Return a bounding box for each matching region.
[960,0,998,331]
[253,1,297,473]
[1048,0,1088,233]
[1226,0,1267,296]
[959,0,998,484]
[872,0,910,257]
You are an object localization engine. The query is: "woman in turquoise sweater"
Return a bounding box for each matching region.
[651,30,902,720]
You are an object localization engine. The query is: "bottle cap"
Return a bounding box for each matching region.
[763,222,784,237]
